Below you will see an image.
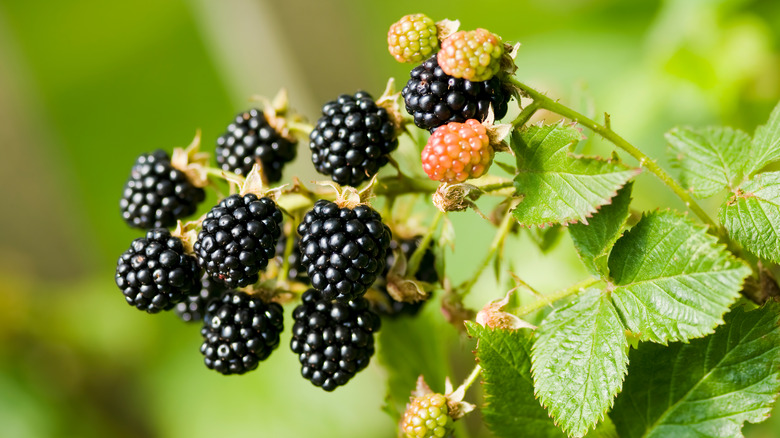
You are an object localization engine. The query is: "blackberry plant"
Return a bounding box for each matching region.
[111,10,780,438]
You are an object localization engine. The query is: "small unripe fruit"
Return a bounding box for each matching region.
[387,14,439,63]
[438,29,503,82]
[401,393,453,438]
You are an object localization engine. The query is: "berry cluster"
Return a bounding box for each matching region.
[112,12,510,434]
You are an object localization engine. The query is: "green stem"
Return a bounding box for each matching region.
[458,364,483,394]
[477,180,515,193]
[277,221,297,283]
[516,277,600,316]
[458,205,515,296]
[512,100,542,128]
[407,211,444,277]
[374,175,440,197]
[508,77,719,231]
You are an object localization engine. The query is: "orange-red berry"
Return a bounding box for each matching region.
[421,119,493,183]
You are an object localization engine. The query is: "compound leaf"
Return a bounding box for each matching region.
[512,123,638,227]
[608,211,750,343]
[466,322,565,438]
[666,126,751,198]
[720,171,780,263]
[532,288,628,438]
[569,182,633,276]
[611,303,780,438]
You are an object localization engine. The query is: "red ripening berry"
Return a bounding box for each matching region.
[421,119,493,183]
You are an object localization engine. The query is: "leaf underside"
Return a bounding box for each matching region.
[512,124,637,227]
[611,303,780,438]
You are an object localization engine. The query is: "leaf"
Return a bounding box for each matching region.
[532,288,629,438]
[747,101,780,176]
[569,182,633,276]
[611,303,780,438]
[377,299,458,420]
[666,126,751,198]
[466,322,566,438]
[511,123,638,227]
[608,211,751,343]
[528,224,564,253]
[720,171,780,263]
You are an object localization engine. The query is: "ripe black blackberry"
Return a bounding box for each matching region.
[402,54,510,131]
[370,237,438,317]
[194,194,283,288]
[216,108,297,183]
[174,275,226,323]
[115,228,201,313]
[274,234,309,283]
[290,289,381,391]
[298,200,392,301]
[309,91,398,186]
[120,150,206,229]
[200,291,284,375]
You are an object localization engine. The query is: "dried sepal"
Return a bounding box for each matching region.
[476,290,536,330]
[171,219,201,256]
[385,246,429,303]
[375,78,407,137]
[432,183,487,218]
[435,19,460,41]
[170,130,211,188]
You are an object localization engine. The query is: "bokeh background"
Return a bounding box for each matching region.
[1,0,779,437]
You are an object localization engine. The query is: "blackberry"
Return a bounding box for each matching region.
[309,91,398,186]
[297,200,392,301]
[120,150,206,229]
[370,237,438,317]
[215,108,297,183]
[115,228,201,313]
[290,289,381,391]
[200,291,284,375]
[194,194,283,288]
[174,275,226,323]
[402,54,510,131]
[275,234,308,283]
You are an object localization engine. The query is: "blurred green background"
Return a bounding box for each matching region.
[1,0,779,437]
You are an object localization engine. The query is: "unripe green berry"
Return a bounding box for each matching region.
[388,14,439,63]
[438,28,504,82]
[401,393,453,438]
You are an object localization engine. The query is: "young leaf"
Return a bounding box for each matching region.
[511,123,638,227]
[720,171,780,263]
[611,303,780,438]
[569,182,633,276]
[608,211,751,343]
[666,126,751,198]
[466,322,566,438]
[747,101,780,176]
[532,288,628,438]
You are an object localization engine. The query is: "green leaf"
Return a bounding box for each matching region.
[466,322,565,438]
[532,288,628,438]
[720,171,780,263]
[528,224,564,254]
[608,210,751,343]
[747,101,780,176]
[511,123,638,227]
[666,126,751,198]
[569,182,633,276]
[611,303,780,438]
[377,299,457,420]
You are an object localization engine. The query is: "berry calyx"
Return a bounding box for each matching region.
[290,289,381,391]
[402,54,509,132]
[421,119,493,183]
[200,291,284,375]
[309,91,399,187]
[297,199,392,301]
[194,194,283,288]
[387,14,439,64]
[216,108,297,183]
[438,29,503,82]
[115,228,201,313]
[369,237,438,317]
[120,150,206,229]
[401,393,453,438]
